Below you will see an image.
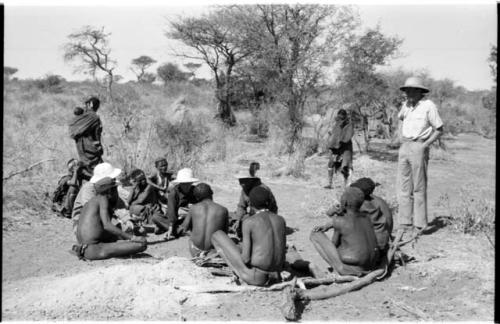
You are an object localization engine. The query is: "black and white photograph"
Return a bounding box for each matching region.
[3,0,496,321]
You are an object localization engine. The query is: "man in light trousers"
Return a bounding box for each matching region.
[396,77,443,238]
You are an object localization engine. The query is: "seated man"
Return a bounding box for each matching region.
[52,158,84,218]
[71,162,124,235]
[350,177,393,252]
[232,162,278,238]
[72,177,147,260]
[180,183,229,257]
[128,169,162,226]
[151,168,198,239]
[310,187,380,276]
[212,186,286,286]
[147,157,174,213]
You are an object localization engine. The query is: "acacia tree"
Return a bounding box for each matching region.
[336,26,402,152]
[169,8,254,126]
[63,26,116,98]
[157,62,190,83]
[230,4,358,152]
[4,66,18,81]
[131,55,157,83]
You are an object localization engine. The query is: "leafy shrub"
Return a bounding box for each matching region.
[33,75,65,93]
[436,187,495,238]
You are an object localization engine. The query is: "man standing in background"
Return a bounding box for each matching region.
[396,77,443,238]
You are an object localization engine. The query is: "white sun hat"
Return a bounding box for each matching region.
[90,162,122,183]
[171,168,199,183]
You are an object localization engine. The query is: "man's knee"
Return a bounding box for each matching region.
[309,230,324,243]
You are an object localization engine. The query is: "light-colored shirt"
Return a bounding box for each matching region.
[398,99,443,140]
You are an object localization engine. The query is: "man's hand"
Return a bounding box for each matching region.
[130,235,146,243]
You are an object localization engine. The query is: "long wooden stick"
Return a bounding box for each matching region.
[3,159,55,181]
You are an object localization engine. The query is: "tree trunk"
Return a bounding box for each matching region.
[362,115,370,152]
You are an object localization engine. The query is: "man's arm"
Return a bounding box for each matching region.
[423,103,444,148]
[131,185,155,205]
[127,187,136,206]
[146,176,165,192]
[241,219,252,266]
[235,190,248,219]
[397,105,407,121]
[179,208,193,233]
[98,196,132,241]
[423,127,443,148]
[268,190,278,214]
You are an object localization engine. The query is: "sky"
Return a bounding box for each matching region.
[3,1,497,91]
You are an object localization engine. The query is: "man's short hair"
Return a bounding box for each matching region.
[249,186,271,210]
[341,187,365,210]
[350,177,379,197]
[193,183,213,201]
[154,157,168,167]
[95,177,117,195]
[130,169,145,180]
[337,108,347,117]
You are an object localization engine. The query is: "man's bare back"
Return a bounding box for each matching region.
[189,199,228,251]
[77,196,111,244]
[242,211,286,272]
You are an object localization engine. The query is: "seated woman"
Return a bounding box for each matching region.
[211,186,286,286]
[72,177,147,260]
[310,187,380,276]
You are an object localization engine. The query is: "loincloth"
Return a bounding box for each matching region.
[189,239,212,258]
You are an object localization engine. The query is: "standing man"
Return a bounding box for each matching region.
[397,77,443,237]
[68,96,104,177]
[324,109,354,189]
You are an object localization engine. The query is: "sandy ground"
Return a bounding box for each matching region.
[2,133,495,321]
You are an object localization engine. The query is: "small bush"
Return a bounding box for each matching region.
[33,75,65,93]
[436,187,495,237]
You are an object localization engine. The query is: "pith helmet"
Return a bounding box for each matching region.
[400,76,429,93]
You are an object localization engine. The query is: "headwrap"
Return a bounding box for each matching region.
[94,177,117,194]
[249,186,272,210]
[154,157,168,167]
[340,187,365,210]
[193,183,213,201]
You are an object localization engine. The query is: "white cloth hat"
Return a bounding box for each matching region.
[171,168,199,183]
[90,162,122,183]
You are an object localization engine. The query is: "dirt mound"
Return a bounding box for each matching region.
[3,256,234,320]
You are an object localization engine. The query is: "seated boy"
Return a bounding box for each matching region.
[72,177,147,260]
[147,157,174,213]
[310,187,380,276]
[211,186,286,286]
[180,183,229,257]
[127,169,163,229]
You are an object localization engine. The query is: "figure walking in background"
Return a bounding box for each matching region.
[68,96,104,179]
[396,77,443,238]
[324,109,354,189]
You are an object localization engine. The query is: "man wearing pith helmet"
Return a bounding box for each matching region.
[396,76,443,238]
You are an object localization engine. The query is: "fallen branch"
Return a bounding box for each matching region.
[297,268,385,301]
[175,280,295,294]
[3,159,56,181]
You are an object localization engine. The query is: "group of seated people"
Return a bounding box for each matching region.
[64,157,392,287]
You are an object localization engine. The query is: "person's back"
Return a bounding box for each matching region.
[77,196,106,245]
[337,210,379,268]
[190,199,228,251]
[244,211,286,272]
